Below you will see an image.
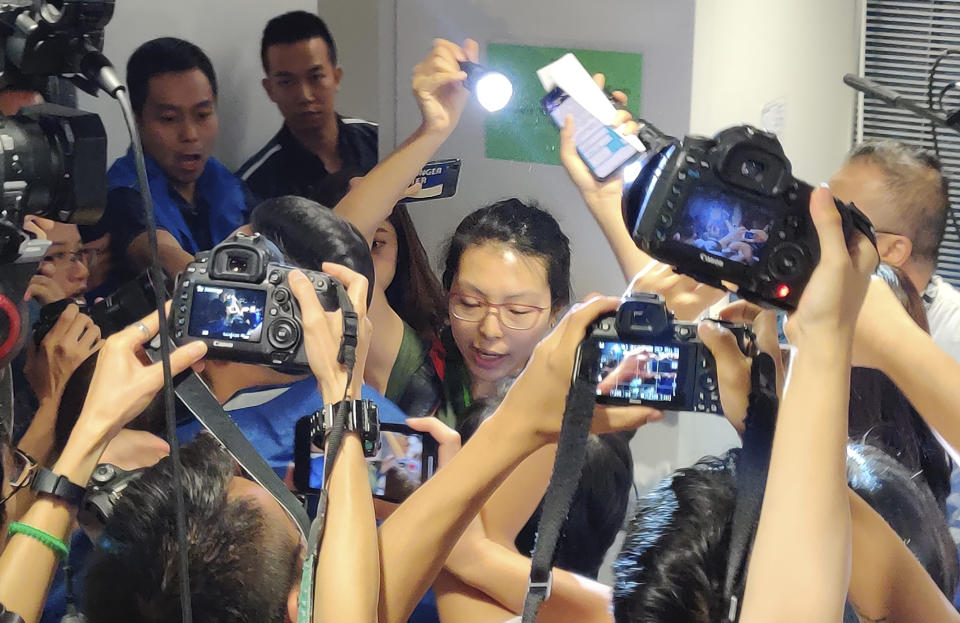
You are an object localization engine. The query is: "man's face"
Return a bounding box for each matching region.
[137,69,218,190]
[263,37,342,134]
[42,222,89,299]
[830,160,910,266]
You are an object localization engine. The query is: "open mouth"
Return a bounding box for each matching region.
[471,346,507,369]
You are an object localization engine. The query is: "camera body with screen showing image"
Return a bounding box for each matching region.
[622,124,876,310]
[573,293,753,414]
[170,232,344,373]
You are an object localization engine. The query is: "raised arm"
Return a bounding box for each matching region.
[334,38,477,243]
[0,307,206,623]
[290,265,380,623]
[852,275,960,454]
[375,295,664,623]
[740,187,878,623]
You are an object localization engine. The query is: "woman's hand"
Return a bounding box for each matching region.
[24,304,101,401]
[496,295,664,444]
[412,38,478,137]
[289,265,372,401]
[70,303,207,444]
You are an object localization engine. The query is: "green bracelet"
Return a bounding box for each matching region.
[7,522,69,559]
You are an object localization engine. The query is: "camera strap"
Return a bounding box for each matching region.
[722,352,778,622]
[521,342,600,622]
[144,355,313,538]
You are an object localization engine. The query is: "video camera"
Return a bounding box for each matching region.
[0,0,112,367]
[170,233,348,373]
[573,293,753,414]
[622,124,876,310]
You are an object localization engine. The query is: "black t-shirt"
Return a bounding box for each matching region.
[236,115,379,205]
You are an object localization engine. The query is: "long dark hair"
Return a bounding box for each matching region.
[384,203,446,339]
[441,198,572,312]
[847,263,951,508]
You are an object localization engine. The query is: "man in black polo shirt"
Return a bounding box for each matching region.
[237,11,379,204]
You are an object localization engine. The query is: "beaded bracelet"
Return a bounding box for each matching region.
[7,522,69,559]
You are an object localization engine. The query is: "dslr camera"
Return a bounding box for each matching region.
[573,293,752,414]
[622,124,876,310]
[33,271,158,345]
[170,233,345,373]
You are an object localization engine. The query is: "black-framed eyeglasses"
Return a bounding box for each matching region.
[0,449,38,506]
[448,291,548,331]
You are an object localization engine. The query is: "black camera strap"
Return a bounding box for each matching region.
[521,343,600,622]
[141,351,313,538]
[722,352,778,622]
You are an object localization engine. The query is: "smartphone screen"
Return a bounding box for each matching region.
[293,420,438,502]
[542,87,639,180]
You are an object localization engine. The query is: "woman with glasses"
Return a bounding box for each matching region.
[23,219,90,306]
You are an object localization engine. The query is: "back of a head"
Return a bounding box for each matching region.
[261,11,337,72]
[85,434,299,623]
[613,453,737,623]
[250,195,375,306]
[127,37,218,116]
[516,432,634,579]
[847,140,950,264]
[847,443,959,596]
[441,198,572,311]
[614,445,958,623]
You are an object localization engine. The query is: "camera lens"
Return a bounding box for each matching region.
[228,256,249,273]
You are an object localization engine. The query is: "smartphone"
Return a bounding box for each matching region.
[743,231,756,240]
[404,158,461,202]
[541,87,640,181]
[293,420,438,502]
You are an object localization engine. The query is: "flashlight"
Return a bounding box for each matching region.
[460,60,513,112]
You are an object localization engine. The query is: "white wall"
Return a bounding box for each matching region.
[318,0,380,124]
[76,0,319,171]
[390,0,697,301]
[690,0,862,183]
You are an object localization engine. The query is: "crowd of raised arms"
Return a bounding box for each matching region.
[2,9,960,623]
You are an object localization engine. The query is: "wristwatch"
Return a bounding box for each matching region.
[30,467,86,508]
[311,399,381,457]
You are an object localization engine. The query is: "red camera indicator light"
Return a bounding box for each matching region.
[775,284,791,299]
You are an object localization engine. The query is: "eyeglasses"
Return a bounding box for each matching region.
[43,248,99,268]
[448,292,547,331]
[0,449,38,506]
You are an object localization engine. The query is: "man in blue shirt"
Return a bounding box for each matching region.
[82,37,255,292]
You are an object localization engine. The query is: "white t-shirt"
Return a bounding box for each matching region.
[924,275,960,364]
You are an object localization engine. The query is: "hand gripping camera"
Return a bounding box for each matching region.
[573,293,753,414]
[170,233,348,373]
[622,124,876,310]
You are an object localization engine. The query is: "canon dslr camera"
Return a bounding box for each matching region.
[170,233,345,372]
[573,293,752,414]
[622,125,876,310]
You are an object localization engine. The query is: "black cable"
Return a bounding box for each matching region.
[114,88,193,623]
[926,48,960,157]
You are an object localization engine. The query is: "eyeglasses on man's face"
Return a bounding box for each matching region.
[0,449,38,506]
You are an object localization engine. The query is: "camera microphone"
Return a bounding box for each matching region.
[842,74,903,106]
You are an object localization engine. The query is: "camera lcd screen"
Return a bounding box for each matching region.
[674,184,775,266]
[595,340,683,404]
[188,284,267,342]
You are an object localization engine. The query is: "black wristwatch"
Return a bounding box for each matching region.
[0,603,25,623]
[310,399,381,457]
[30,467,86,508]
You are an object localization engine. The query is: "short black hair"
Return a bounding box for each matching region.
[613,445,958,623]
[84,434,300,623]
[250,196,375,307]
[127,37,218,116]
[261,11,338,73]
